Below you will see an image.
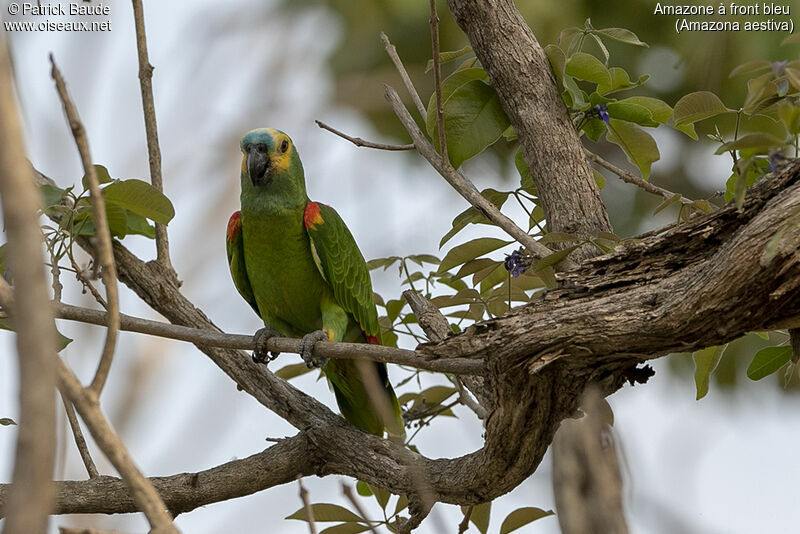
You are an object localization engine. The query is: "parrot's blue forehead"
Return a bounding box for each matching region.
[240,128,286,151]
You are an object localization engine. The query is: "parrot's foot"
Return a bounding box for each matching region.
[300,330,329,368]
[253,326,282,365]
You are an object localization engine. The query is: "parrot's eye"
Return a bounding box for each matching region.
[279,139,289,153]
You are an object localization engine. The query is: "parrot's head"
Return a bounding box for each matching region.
[239,128,306,198]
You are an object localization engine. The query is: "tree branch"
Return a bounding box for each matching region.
[0,35,57,534]
[428,0,447,166]
[380,32,426,120]
[58,392,99,479]
[131,0,173,274]
[315,120,414,151]
[55,359,177,532]
[384,84,569,267]
[50,56,120,397]
[585,149,699,206]
[53,302,484,375]
[446,0,612,261]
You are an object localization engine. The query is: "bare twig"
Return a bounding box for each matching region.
[315,120,414,151]
[384,84,572,267]
[0,36,57,533]
[56,358,177,533]
[429,0,448,165]
[342,483,381,534]
[380,32,427,120]
[585,149,698,205]
[70,256,108,308]
[131,0,173,273]
[53,302,485,375]
[297,477,318,534]
[58,391,99,479]
[457,505,473,534]
[50,56,120,397]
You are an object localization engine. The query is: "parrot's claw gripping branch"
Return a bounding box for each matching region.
[253,326,282,364]
[300,330,331,368]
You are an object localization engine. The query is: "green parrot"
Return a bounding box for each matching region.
[226,127,405,440]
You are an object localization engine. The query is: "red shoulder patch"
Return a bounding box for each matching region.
[303,201,324,230]
[226,211,242,242]
[364,333,380,345]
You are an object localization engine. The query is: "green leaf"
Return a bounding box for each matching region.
[394,494,409,515]
[367,257,401,271]
[693,345,725,400]
[425,45,473,73]
[673,91,732,126]
[414,385,457,409]
[616,96,673,123]
[544,44,567,84]
[40,184,67,209]
[286,503,364,523]
[729,60,771,78]
[0,417,16,426]
[462,502,492,534]
[747,346,792,380]
[105,203,129,238]
[532,245,580,272]
[426,68,489,139]
[124,211,156,239]
[369,485,390,510]
[499,507,555,534]
[597,67,648,95]
[275,363,313,380]
[581,118,607,142]
[103,179,175,225]
[81,164,113,191]
[652,193,682,215]
[319,524,370,534]
[355,481,372,497]
[515,149,537,196]
[593,170,606,189]
[715,133,787,155]
[593,27,648,47]
[441,80,511,168]
[0,317,72,351]
[407,254,440,267]
[565,52,611,87]
[439,189,510,248]
[438,238,512,273]
[606,102,658,127]
[606,119,660,179]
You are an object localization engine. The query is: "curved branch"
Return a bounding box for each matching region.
[50,56,120,397]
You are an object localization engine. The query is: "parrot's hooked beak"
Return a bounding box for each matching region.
[246,144,271,186]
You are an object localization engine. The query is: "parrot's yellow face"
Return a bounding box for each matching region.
[240,128,295,186]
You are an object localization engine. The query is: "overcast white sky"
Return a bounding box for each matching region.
[2,1,799,533]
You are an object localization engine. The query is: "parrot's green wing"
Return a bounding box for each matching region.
[226,211,260,316]
[303,202,380,339]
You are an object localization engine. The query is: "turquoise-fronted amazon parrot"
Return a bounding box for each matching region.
[226,127,404,440]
